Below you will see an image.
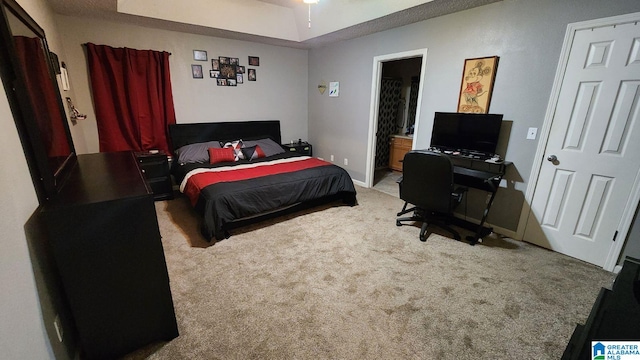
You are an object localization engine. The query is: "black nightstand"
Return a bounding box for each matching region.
[135,151,173,201]
[282,141,312,156]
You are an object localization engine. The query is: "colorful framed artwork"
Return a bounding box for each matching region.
[191,64,203,79]
[193,50,207,61]
[457,56,499,113]
[248,56,260,66]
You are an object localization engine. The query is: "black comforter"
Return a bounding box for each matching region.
[177,154,357,240]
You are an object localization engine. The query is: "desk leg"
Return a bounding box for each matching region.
[467,189,498,245]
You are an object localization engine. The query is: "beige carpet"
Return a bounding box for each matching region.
[124,186,614,359]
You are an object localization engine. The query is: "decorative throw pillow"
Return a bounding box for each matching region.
[241,145,266,160]
[221,140,245,161]
[175,140,221,164]
[242,138,285,157]
[208,147,236,164]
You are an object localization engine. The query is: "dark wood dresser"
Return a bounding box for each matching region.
[41,152,178,359]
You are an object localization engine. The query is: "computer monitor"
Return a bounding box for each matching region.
[430,112,503,156]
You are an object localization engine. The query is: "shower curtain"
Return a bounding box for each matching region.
[375,78,403,169]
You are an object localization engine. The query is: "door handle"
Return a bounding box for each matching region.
[547,154,557,162]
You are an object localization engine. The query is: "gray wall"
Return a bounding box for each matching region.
[56,16,309,154]
[307,0,640,233]
[1,1,67,359]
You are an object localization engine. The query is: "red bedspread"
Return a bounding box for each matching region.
[182,157,332,205]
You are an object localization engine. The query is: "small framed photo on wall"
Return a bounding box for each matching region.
[193,50,207,61]
[220,64,236,79]
[219,56,230,64]
[210,70,220,78]
[191,64,203,79]
[248,56,260,66]
[248,68,256,81]
[211,59,219,70]
[230,57,239,65]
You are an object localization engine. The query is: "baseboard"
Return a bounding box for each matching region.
[352,179,366,187]
[452,213,519,240]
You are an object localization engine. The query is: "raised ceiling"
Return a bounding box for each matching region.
[47,0,501,49]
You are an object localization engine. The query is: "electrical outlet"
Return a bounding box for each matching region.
[527,127,538,140]
[330,155,334,162]
[54,314,63,342]
[344,158,348,166]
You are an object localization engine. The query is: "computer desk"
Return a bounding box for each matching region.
[447,155,511,245]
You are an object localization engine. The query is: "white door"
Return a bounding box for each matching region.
[525,17,640,268]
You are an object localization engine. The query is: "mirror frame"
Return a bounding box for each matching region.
[0,0,76,202]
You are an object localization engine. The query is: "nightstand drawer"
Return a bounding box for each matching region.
[148,178,173,199]
[135,151,173,200]
[282,142,312,156]
[139,159,168,179]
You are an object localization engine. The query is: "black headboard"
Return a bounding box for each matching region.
[169,120,282,152]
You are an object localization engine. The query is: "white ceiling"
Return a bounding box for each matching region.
[47,0,501,49]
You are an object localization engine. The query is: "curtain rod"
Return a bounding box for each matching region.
[81,43,172,55]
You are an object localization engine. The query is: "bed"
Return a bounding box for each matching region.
[169,120,357,241]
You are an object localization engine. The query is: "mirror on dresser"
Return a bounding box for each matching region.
[0,0,76,202]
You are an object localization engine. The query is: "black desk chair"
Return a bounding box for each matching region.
[396,150,466,242]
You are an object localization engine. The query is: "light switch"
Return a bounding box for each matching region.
[527,127,538,140]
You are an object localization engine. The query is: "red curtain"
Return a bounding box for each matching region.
[86,43,176,153]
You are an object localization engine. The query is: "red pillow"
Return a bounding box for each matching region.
[208,147,236,164]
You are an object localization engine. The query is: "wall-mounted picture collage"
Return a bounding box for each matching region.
[192,51,259,86]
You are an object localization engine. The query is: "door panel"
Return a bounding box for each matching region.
[525,21,640,267]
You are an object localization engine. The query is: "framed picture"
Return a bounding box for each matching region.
[193,50,207,61]
[457,56,499,113]
[191,64,203,79]
[329,82,339,97]
[219,56,230,64]
[220,63,236,79]
[228,79,237,86]
[237,65,245,74]
[237,73,243,84]
[230,57,239,65]
[248,68,256,81]
[210,70,220,78]
[217,78,227,86]
[248,56,260,66]
[211,59,219,70]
